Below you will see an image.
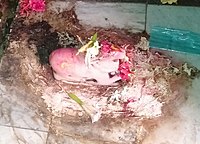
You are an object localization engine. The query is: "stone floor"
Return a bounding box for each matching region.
[0,82,96,144]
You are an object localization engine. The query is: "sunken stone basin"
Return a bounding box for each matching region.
[0,1,199,143]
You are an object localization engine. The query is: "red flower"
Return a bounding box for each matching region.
[100,40,132,81]
[100,40,112,55]
[118,61,132,81]
[19,0,45,15]
[30,0,45,12]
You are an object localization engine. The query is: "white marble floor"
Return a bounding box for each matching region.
[0,82,85,144]
[0,83,48,144]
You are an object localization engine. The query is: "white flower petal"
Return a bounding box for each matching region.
[82,103,102,123]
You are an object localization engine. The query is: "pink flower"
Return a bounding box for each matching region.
[100,40,132,81]
[19,0,45,15]
[118,61,132,81]
[100,40,112,54]
[29,0,45,12]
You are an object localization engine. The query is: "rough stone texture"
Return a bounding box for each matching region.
[0,1,148,143]
[0,1,199,144]
[0,0,8,46]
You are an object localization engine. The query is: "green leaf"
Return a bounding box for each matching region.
[91,32,97,42]
[77,33,98,54]
[67,93,84,106]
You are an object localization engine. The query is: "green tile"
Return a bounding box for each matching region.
[146,5,200,33]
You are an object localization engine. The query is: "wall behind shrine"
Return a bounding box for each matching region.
[73,0,200,33]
